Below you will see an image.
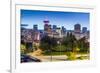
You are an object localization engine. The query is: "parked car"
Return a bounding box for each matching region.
[21,54,41,63]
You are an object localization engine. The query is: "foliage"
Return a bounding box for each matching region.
[66,52,77,60]
[77,56,89,60]
[43,51,67,55]
[62,32,77,52]
[21,44,26,54]
[39,32,89,56]
[33,44,38,51]
[78,37,89,52]
[39,35,57,51]
[52,45,66,52]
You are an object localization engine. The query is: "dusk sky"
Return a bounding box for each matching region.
[21,9,90,30]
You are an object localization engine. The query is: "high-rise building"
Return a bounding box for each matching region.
[74,23,81,33]
[48,24,52,32]
[33,32,40,43]
[44,19,50,31]
[53,25,57,32]
[61,26,66,34]
[56,27,62,38]
[33,24,38,31]
[82,27,87,33]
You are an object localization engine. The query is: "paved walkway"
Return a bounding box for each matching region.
[27,50,89,62]
[32,55,67,62]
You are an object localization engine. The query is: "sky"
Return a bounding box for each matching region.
[21,9,90,30]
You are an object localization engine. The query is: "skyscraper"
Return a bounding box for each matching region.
[56,27,62,38]
[74,23,81,33]
[53,25,57,32]
[43,19,50,31]
[47,24,51,32]
[82,27,87,33]
[33,24,38,31]
[61,26,66,34]
[34,32,40,42]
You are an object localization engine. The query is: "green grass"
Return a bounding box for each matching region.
[77,56,89,60]
[43,51,67,56]
[43,51,89,56]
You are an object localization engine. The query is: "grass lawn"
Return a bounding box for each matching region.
[43,51,89,56]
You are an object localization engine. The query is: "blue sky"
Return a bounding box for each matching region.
[21,9,90,30]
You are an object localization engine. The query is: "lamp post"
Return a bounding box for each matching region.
[51,33,54,61]
[57,40,61,56]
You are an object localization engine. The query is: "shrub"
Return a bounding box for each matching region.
[66,52,76,60]
[21,44,26,54]
[53,45,66,52]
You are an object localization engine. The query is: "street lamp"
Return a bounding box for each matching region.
[57,40,61,56]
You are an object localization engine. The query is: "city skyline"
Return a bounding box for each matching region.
[21,9,90,30]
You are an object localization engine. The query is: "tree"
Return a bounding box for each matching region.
[39,35,57,52]
[62,32,77,52]
[21,44,26,54]
[70,33,77,52]
[78,37,89,52]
